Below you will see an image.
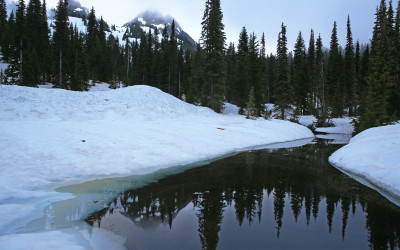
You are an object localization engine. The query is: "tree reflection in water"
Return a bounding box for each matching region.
[86,140,400,250]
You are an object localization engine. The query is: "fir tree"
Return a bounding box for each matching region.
[169,20,178,96]
[14,0,26,85]
[274,23,292,120]
[248,32,263,115]
[2,11,15,64]
[225,42,236,104]
[344,16,356,116]
[245,86,257,119]
[0,0,7,44]
[315,34,328,125]
[53,0,70,89]
[292,31,308,115]
[308,29,316,112]
[235,27,249,111]
[327,21,344,117]
[40,0,50,83]
[25,0,43,85]
[362,0,391,129]
[201,0,226,112]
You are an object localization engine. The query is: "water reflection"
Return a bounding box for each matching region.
[86,140,400,250]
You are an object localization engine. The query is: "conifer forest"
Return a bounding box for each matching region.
[0,0,399,132]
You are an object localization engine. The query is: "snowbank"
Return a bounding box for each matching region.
[0,85,313,248]
[315,117,354,134]
[329,125,400,201]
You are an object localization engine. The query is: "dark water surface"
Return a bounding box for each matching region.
[86,139,400,250]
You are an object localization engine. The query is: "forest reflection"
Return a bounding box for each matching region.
[86,140,400,250]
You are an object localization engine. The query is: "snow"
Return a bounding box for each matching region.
[315,117,355,134]
[299,115,316,127]
[138,17,146,25]
[48,17,87,37]
[0,85,313,249]
[69,17,87,34]
[329,125,400,202]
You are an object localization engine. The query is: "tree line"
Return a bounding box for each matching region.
[0,0,399,132]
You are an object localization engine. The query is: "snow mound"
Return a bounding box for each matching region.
[0,85,214,121]
[329,125,400,199]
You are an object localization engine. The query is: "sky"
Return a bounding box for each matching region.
[16,0,400,53]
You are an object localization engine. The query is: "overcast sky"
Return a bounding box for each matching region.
[38,0,398,53]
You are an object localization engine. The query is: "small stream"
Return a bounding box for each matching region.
[75,137,400,249]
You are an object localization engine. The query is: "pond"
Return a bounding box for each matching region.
[83,138,400,250]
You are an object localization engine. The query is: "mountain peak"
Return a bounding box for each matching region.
[125,10,182,31]
[123,9,196,51]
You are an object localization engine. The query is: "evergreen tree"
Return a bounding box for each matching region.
[25,0,43,85]
[235,27,249,111]
[0,0,7,45]
[169,20,178,96]
[327,21,344,117]
[248,32,263,115]
[308,29,316,112]
[225,42,236,104]
[344,16,356,116]
[315,34,328,125]
[354,41,361,114]
[201,0,226,112]
[40,0,50,83]
[362,0,393,129]
[2,11,15,62]
[14,0,26,85]
[274,23,292,120]
[245,86,257,119]
[260,32,268,104]
[292,31,308,115]
[53,0,70,89]
[70,28,89,91]
[187,44,205,104]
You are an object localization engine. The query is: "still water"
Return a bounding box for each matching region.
[86,139,400,250]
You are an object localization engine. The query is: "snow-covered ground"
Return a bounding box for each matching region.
[315,117,355,134]
[330,125,400,203]
[0,85,313,249]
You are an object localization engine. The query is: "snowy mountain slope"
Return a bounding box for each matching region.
[124,10,197,51]
[0,85,313,248]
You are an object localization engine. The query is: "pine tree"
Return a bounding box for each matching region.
[308,29,316,113]
[2,11,15,63]
[292,31,308,115]
[25,0,43,85]
[248,32,263,115]
[392,0,400,117]
[274,23,292,120]
[187,44,205,104]
[14,0,26,85]
[362,0,391,129]
[354,41,361,115]
[344,16,356,116]
[201,0,226,112]
[327,21,344,117]
[315,34,329,126]
[169,20,178,96]
[245,86,257,119]
[235,27,249,111]
[53,0,70,89]
[0,0,7,45]
[260,32,269,106]
[225,42,236,104]
[40,0,50,83]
